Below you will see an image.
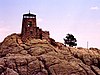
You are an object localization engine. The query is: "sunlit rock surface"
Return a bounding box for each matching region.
[0,33,100,75]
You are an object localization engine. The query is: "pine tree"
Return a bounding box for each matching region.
[64,34,77,47]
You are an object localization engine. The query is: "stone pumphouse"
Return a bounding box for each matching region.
[21,12,50,41]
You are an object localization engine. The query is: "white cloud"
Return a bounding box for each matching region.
[90,6,99,10]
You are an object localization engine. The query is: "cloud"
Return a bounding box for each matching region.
[90,6,99,10]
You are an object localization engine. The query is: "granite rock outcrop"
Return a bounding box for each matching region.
[0,33,100,75]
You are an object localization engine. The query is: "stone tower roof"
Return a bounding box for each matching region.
[23,13,36,17]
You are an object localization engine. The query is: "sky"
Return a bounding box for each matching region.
[0,0,100,48]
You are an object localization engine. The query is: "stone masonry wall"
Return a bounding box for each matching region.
[21,26,50,42]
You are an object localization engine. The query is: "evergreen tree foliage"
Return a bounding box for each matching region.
[64,34,77,47]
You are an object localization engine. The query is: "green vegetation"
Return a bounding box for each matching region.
[64,34,77,47]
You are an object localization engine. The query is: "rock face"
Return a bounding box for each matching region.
[0,33,100,75]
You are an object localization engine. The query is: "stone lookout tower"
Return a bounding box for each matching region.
[21,12,50,41]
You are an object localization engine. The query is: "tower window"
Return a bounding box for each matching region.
[30,31,33,35]
[27,21,32,27]
[27,24,32,27]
